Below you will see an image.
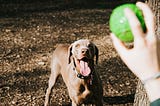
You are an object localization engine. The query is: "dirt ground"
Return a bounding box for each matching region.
[0,5,138,106]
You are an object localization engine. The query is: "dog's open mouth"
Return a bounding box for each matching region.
[77,57,91,77]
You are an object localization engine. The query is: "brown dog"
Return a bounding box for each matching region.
[44,39,103,106]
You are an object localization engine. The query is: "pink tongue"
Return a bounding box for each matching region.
[80,60,91,76]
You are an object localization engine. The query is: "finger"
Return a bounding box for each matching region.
[136,2,156,43]
[110,33,128,56]
[124,8,145,47]
[136,2,155,35]
[124,8,144,38]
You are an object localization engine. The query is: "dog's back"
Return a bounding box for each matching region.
[51,44,69,67]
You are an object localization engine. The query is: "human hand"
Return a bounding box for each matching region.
[111,2,160,81]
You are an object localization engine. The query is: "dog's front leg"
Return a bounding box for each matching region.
[44,73,58,106]
[44,58,60,106]
[44,88,51,106]
[72,101,79,106]
[44,69,59,106]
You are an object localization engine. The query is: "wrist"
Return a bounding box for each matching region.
[144,78,160,102]
[142,72,160,84]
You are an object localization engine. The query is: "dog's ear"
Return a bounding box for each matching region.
[68,44,73,64]
[94,45,99,64]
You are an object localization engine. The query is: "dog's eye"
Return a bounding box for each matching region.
[75,44,80,48]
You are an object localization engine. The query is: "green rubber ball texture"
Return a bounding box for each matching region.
[109,4,146,42]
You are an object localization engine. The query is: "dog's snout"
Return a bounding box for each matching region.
[81,48,89,54]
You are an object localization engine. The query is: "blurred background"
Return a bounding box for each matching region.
[0,0,144,14]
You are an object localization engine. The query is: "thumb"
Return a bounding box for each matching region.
[110,33,128,57]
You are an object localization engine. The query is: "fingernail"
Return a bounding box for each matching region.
[136,2,142,6]
[124,8,131,18]
[124,8,131,14]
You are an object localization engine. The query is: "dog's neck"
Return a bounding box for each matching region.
[72,58,93,84]
[73,67,93,85]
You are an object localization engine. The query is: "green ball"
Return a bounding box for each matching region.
[109,4,146,42]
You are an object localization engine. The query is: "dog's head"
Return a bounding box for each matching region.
[68,39,99,77]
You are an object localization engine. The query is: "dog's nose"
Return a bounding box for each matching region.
[81,48,89,54]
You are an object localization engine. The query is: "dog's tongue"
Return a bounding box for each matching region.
[80,60,91,76]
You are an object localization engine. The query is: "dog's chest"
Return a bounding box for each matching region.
[78,75,98,92]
